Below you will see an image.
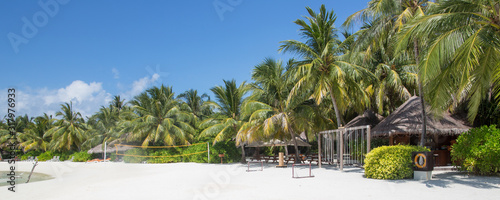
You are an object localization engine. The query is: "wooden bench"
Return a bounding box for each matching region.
[286,154,306,164]
[263,155,279,163]
[306,154,320,165]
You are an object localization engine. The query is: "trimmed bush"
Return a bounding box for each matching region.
[69,151,92,162]
[364,145,429,180]
[452,125,500,175]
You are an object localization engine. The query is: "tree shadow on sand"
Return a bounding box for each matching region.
[424,172,500,189]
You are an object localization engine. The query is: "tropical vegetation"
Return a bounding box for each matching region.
[451,125,500,175]
[364,145,429,179]
[1,1,499,166]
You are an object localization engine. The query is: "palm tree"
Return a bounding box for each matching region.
[345,22,418,115]
[177,89,214,122]
[19,114,53,152]
[345,0,435,146]
[199,79,250,163]
[119,85,195,146]
[396,0,500,123]
[279,5,374,128]
[110,95,126,113]
[238,58,328,163]
[45,102,87,151]
[83,105,121,149]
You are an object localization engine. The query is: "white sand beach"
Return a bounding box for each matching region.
[1,161,499,200]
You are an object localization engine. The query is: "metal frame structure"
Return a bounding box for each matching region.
[246,161,264,172]
[318,125,371,171]
[292,163,314,178]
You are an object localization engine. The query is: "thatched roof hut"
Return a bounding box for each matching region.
[345,110,384,128]
[372,96,471,137]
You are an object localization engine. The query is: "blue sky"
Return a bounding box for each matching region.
[0,0,368,118]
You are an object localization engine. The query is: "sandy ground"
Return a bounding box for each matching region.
[0,161,499,200]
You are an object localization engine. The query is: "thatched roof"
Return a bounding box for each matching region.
[345,110,384,128]
[87,140,134,154]
[372,96,471,137]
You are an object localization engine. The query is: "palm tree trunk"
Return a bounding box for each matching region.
[327,85,343,128]
[290,132,301,164]
[414,40,427,147]
[240,145,247,164]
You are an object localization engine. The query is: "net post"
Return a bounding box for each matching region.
[104,141,107,161]
[367,125,371,153]
[207,142,210,163]
[318,133,322,168]
[339,126,344,172]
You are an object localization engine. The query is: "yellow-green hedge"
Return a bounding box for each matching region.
[364,145,429,179]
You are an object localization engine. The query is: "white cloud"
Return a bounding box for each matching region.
[122,73,160,100]
[0,74,160,120]
[112,68,119,79]
[0,81,112,119]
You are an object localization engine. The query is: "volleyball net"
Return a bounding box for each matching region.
[114,142,210,162]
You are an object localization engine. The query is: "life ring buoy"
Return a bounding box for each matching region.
[414,153,427,168]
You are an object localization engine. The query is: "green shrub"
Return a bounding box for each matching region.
[37,151,54,161]
[209,140,241,163]
[118,140,241,164]
[69,151,92,162]
[452,125,500,175]
[20,150,42,160]
[54,151,73,161]
[123,148,148,163]
[364,145,429,180]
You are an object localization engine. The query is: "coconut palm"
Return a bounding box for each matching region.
[83,105,121,149]
[110,95,126,113]
[45,102,87,151]
[345,22,418,115]
[396,0,500,123]
[238,58,329,163]
[199,79,250,163]
[279,5,374,128]
[345,0,435,146]
[119,85,195,146]
[177,89,214,122]
[19,113,53,152]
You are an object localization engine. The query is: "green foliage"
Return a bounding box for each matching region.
[371,138,389,149]
[55,151,74,161]
[69,151,92,162]
[120,141,240,164]
[123,148,148,163]
[209,140,240,163]
[20,150,42,160]
[37,151,54,161]
[364,145,429,180]
[452,125,500,175]
[348,140,367,160]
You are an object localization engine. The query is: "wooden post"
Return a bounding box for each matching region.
[367,125,371,153]
[339,126,344,171]
[318,133,322,168]
[389,134,394,146]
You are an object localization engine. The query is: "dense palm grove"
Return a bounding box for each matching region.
[2,0,500,163]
